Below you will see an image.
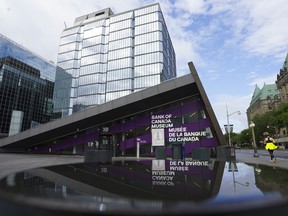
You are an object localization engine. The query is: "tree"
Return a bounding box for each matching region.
[250,112,275,148]
[271,103,288,128]
[238,128,251,147]
[229,102,288,149]
[223,132,241,146]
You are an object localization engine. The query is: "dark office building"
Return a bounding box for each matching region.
[0,57,54,137]
[0,34,56,137]
[0,34,56,82]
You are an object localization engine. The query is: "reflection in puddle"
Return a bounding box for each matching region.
[219,162,262,196]
[0,159,288,214]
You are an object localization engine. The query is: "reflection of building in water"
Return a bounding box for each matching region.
[254,164,288,196]
[0,159,225,204]
[2,161,288,214]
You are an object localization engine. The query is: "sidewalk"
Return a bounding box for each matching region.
[0,150,288,180]
[235,150,288,169]
[0,153,83,179]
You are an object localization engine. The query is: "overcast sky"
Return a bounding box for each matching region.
[1,0,288,133]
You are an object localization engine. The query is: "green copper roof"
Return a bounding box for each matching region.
[250,83,279,105]
[282,52,288,70]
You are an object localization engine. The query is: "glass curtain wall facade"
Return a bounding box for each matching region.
[0,34,56,82]
[0,34,56,137]
[0,57,54,134]
[55,3,176,116]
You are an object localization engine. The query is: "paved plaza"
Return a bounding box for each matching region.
[0,150,288,180]
[0,153,84,179]
[0,151,288,216]
[235,150,288,169]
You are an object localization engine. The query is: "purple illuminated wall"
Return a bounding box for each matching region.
[34,94,219,156]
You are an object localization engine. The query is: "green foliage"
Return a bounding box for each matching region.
[224,103,288,149]
[239,128,251,144]
[250,112,275,146]
[272,103,288,128]
[223,132,241,145]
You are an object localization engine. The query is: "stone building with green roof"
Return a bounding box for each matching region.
[246,52,288,149]
[247,52,288,123]
[247,83,280,122]
[275,52,288,147]
[276,52,288,103]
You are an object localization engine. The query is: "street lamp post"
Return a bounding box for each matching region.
[226,104,241,146]
[229,161,249,194]
[250,122,259,157]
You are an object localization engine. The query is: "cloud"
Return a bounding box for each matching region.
[172,0,288,63]
[157,1,204,76]
[0,0,146,63]
[231,0,288,59]
[212,93,252,133]
[174,0,208,14]
[1,0,287,133]
[248,74,277,88]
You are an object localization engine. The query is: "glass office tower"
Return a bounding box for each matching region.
[0,34,56,137]
[55,3,176,116]
[0,34,56,82]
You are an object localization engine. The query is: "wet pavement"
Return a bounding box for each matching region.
[235,149,288,169]
[0,151,288,216]
[0,153,83,179]
[1,150,288,179]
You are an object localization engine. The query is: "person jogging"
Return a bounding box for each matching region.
[263,132,278,162]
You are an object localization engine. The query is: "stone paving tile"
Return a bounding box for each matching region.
[1,150,288,180]
[0,153,83,179]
